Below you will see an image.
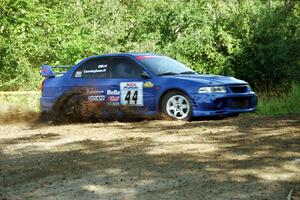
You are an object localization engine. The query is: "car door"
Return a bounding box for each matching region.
[71,57,111,102]
[107,56,156,111]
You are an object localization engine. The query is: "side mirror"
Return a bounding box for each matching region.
[141,71,151,79]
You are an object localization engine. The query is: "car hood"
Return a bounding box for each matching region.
[170,74,247,85]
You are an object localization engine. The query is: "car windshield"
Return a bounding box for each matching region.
[137,56,196,76]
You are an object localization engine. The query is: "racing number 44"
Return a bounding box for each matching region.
[125,90,138,104]
[120,82,143,106]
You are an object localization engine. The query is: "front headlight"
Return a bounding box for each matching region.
[198,86,226,93]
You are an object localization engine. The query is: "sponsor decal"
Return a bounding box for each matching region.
[87,90,104,94]
[75,71,82,77]
[123,82,138,89]
[143,81,154,88]
[88,95,105,102]
[43,67,48,72]
[83,69,106,74]
[120,82,143,106]
[126,82,137,87]
[107,96,120,102]
[98,64,107,69]
[107,102,120,106]
[107,89,121,95]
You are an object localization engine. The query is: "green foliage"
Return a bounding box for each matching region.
[257,84,300,115]
[0,0,300,92]
[230,4,300,93]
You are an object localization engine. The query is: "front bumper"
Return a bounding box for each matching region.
[190,92,257,117]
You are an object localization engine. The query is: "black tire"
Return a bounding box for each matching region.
[161,90,192,121]
[39,111,50,122]
[52,91,87,123]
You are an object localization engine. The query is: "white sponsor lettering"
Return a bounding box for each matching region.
[75,71,82,77]
[83,69,106,74]
[98,64,107,69]
[107,90,121,95]
[87,90,104,94]
[108,102,120,106]
[88,95,105,102]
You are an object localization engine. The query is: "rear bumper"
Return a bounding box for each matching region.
[190,92,257,117]
[40,97,57,112]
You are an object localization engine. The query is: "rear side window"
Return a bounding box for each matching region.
[110,57,143,78]
[73,57,110,78]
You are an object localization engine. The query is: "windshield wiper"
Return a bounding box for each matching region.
[179,71,197,74]
[157,72,179,76]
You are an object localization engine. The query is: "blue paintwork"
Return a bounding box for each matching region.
[41,65,56,77]
[40,53,257,117]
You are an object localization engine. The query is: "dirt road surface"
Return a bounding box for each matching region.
[0,114,299,200]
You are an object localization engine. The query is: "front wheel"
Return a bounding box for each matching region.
[161,91,192,121]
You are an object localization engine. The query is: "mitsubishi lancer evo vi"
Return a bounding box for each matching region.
[40,53,257,121]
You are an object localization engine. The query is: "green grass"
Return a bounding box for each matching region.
[257,84,300,115]
[0,92,40,112]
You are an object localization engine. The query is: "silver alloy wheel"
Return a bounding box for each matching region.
[166,95,190,120]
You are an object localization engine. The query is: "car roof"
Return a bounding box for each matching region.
[86,52,161,59]
[74,52,163,69]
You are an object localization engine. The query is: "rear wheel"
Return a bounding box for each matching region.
[52,91,87,123]
[161,91,192,121]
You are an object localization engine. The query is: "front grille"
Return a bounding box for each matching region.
[229,85,248,93]
[230,98,250,109]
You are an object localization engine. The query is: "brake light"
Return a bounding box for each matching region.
[41,79,45,93]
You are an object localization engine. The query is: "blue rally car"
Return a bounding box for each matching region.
[40,53,257,121]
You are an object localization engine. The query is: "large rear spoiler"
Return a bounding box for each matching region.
[41,65,72,77]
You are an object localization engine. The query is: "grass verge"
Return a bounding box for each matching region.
[257,84,300,115]
[0,92,40,112]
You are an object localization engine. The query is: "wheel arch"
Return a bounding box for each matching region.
[52,88,87,111]
[158,88,191,112]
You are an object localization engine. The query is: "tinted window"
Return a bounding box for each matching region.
[110,57,143,78]
[138,56,194,75]
[73,57,110,78]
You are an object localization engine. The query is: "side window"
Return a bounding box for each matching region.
[110,57,143,78]
[73,57,110,78]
